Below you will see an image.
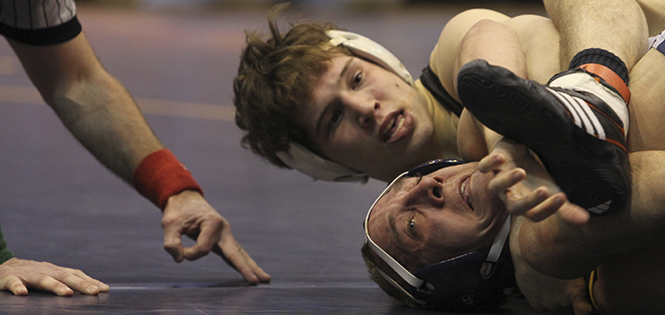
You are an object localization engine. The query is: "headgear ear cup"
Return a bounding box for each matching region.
[275,142,367,182]
[276,30,414,181]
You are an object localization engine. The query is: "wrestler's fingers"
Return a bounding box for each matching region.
[478,152,506,173]
[518,192,591,226]
[488,168,538,214]
[555,201,590,226]
[513,192,566,222]
[488,168,527,197]
[503,187,552,217]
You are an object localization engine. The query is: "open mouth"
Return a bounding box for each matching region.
[382,111,406,143]
[460,176,474,211]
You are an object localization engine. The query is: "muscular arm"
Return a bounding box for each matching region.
[8,32,271,284]
[516,150,665,279]
[8,32,162,182]
[451,18,531,162]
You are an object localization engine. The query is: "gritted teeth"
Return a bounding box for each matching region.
[383,113,405,142]
[382,117,396,142]
[461,177,474,211]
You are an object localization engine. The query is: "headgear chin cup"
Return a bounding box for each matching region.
[364,159,516,310]
[275,30,414,182]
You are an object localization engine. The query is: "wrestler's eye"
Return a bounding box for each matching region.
[327,106,343,134]
[407,213,418,239]
[330,108,343,125]
[351,71,363,89]
[415,174,423,185]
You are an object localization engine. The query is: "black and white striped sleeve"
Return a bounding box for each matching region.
[0,0,82,46]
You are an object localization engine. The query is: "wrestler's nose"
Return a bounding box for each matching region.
[343,95,379,128]
[406,176,444,208]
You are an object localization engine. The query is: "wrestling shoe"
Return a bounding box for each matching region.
[456,59,631,215]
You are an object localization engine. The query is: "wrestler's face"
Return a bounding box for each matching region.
[367,162,509,271]
[300,54,437,181]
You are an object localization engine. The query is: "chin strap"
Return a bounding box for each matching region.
[481,216,511,277]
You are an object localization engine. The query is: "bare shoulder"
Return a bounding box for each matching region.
[505,15,562,82]
[503,14,559,51]
[429,10,550,99]
[429,9,512,79]
[442,8,513,36]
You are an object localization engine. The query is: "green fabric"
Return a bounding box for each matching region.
[0,224,14,264]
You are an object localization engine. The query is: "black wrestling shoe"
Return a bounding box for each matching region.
[457,60,630,215]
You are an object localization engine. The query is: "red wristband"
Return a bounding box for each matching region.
[132,149,203,210]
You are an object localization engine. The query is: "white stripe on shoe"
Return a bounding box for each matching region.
[548,72,629,135]
[546,87,606,140]
[588,200,612,214]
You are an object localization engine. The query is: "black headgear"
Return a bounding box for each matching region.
[363,159,517,311]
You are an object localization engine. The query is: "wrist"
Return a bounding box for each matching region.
[132,149,203,210]
[164,189,205,210]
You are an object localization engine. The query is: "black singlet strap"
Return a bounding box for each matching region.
[419,66,464,117]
